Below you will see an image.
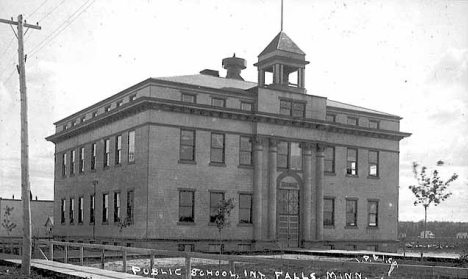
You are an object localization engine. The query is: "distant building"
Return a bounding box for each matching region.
[456,232,468,239]
[46,31,410,252]
[420,231,435,238]
[0,198,54,238]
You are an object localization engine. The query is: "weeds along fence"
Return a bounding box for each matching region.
[1,238,468,279]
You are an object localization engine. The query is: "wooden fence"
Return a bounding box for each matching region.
[1,238,468,278]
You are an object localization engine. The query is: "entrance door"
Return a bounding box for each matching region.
[278,189,299,248]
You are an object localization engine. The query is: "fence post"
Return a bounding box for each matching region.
[150,253,155,270]
[122,250,127,273]
[49,243,53,261]
[185,255,191,279]
[101,249,105,269]
[64,245,68,264]
[80,246,84,266]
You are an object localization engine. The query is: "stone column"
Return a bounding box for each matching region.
[253,137,264,241]
[315,144,325,241]
[258,70,265,87]
[299,68,305,88]
[268,139,278,240]
[301,143,313,242]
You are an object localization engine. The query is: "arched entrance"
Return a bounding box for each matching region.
[277,176,300,248]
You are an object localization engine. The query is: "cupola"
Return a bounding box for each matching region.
[254,31,309,93]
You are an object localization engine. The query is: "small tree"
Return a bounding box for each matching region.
[212,198,234,274]
[2,206,17,236]
[409,161,458,256]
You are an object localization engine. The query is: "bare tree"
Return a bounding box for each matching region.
[409,161,458,256]
[213,198,234,275]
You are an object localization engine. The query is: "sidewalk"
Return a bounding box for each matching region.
[0,255,144,279]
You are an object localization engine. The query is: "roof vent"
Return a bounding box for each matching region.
[222,54,246,80]
[200,69,219,77]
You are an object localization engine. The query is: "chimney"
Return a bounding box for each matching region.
[222,54,246,80]
[200,69,219,77]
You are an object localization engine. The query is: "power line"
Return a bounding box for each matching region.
[0,37,14,60]
[38,0,67,23]
[29,0,96,57]
[29,0,49,19]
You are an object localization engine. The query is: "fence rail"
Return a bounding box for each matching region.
[1,238,468,278]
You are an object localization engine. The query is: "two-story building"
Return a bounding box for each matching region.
[46,31,410,252]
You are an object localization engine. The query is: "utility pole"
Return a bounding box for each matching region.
[0,15,41,276]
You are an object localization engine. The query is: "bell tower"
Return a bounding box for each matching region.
[254,31,309,94]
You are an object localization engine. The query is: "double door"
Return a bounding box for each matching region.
[277,189,299,248]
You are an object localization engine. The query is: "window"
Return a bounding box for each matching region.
[179,190,195,222]
[239,193,252,224]
[126,190,134,223]
[369,120,379,129]
[277,141,289,168]
[279,100,292,116]
[277,141,302,170]
[71,120,76,127]
[280,100,305,118]
[80,116,86,123]
[347,117,358,126]
[128,131,135,163]
[61,199,66,224]
[116,100,123,108]
[210,133,225,164]
[61,153,67,177]
[239,136,252,165]
[368,201,379,227]
[70,150,75,176]
[78,197,84,224]
[346,148,358,175]
[211,97,225,107]
[290,142,302,170]
[367,245,378,252]
[345,244,357,251]
[104,105,111,112]
[103,138,110,167]
[326,114,336,122]
[115,135,122,165]
[324,147,335,173]
[102,193,109,223]
[91,143,97,170]
[240,102,253,111]
[324,198,335,226]
[69,198,75,224]
[129,94,137,102]
[63,125,68,130]
[368,150,379,177]
[346,199,358,227]
[90,195,95,224]
[79,147,85,173]
[209,244,224,253]
[209,192,224,223]
[292,102,305,118]
[114,192,121,222]
[181,93,196,103]
[180,130,195,161]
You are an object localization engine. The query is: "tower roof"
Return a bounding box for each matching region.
[259,31,305,57]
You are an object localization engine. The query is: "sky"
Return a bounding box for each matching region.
[0,0,467,222]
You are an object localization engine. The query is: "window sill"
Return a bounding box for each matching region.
[209,162,226,167]
[78,222,83,226]
[238,165,253,169]
[345,226,358,229]
[179,160,197,165]
[346,174,359,178]
[367,226,379,230]
[367,175,380,179]
[115,163,122,168]
[324,172,336,176]
[103,166,110,171]
[69,222,74,225]
[128,161,136,165]
[177,222,196,226]
[89,222,95,225]
[91,169,96,173]
[237,223,253,227]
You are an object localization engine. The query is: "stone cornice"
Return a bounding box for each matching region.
[46,97,411,144]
